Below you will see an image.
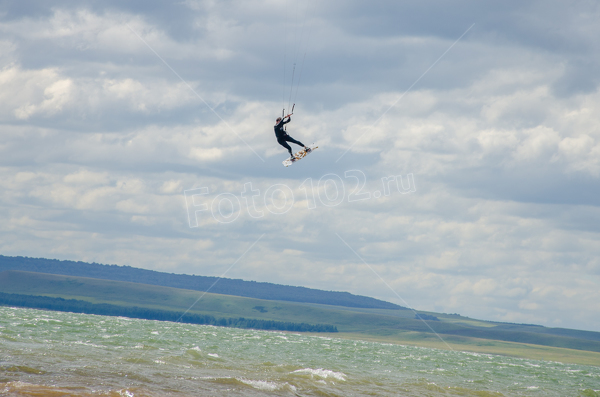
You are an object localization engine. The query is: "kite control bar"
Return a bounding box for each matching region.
[283,104,295,119]
[281,104,295,132]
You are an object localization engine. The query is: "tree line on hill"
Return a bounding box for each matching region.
[0,291,338,333]
[0,255,403,310]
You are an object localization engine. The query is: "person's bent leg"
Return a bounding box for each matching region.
[285,135,305,148]
[278,138,294,156]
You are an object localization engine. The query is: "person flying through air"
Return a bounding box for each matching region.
[274,114,308,160]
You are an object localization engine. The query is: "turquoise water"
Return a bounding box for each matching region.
[1,306,599,396]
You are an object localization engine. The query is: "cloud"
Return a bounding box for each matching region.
[1,1,599,332]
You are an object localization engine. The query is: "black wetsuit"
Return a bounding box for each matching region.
[274,116,304,156]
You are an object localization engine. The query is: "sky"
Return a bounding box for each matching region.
[1,0,600,332]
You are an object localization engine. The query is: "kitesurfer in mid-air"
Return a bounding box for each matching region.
[274,115,308,159]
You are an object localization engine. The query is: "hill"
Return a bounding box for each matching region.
[2,270,600,366]
[0,255,401,310]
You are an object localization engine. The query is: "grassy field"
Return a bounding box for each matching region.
[2,270,599,366]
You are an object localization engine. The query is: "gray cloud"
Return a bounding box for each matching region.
[1,0,600,332]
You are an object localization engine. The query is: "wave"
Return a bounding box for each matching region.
[291,367,347,381]
[0,381,153,397]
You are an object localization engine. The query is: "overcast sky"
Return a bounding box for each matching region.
[1,0,600,332]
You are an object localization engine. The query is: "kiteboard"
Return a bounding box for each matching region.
[283,144,318,167]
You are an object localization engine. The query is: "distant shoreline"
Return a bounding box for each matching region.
[2,260,600,368]
[0,291,337,333]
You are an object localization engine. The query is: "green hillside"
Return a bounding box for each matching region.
[2,270,600,366]
[0,270,404,332]
[0,255,401,309]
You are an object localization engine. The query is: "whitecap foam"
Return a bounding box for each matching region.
[4,381,35,389]
[207,353,219,358]
[237,378,281,391]
[292,368,347,381]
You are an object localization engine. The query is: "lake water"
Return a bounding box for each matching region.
[1,306,599,396]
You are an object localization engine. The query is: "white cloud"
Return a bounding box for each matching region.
[0,1,599,333]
